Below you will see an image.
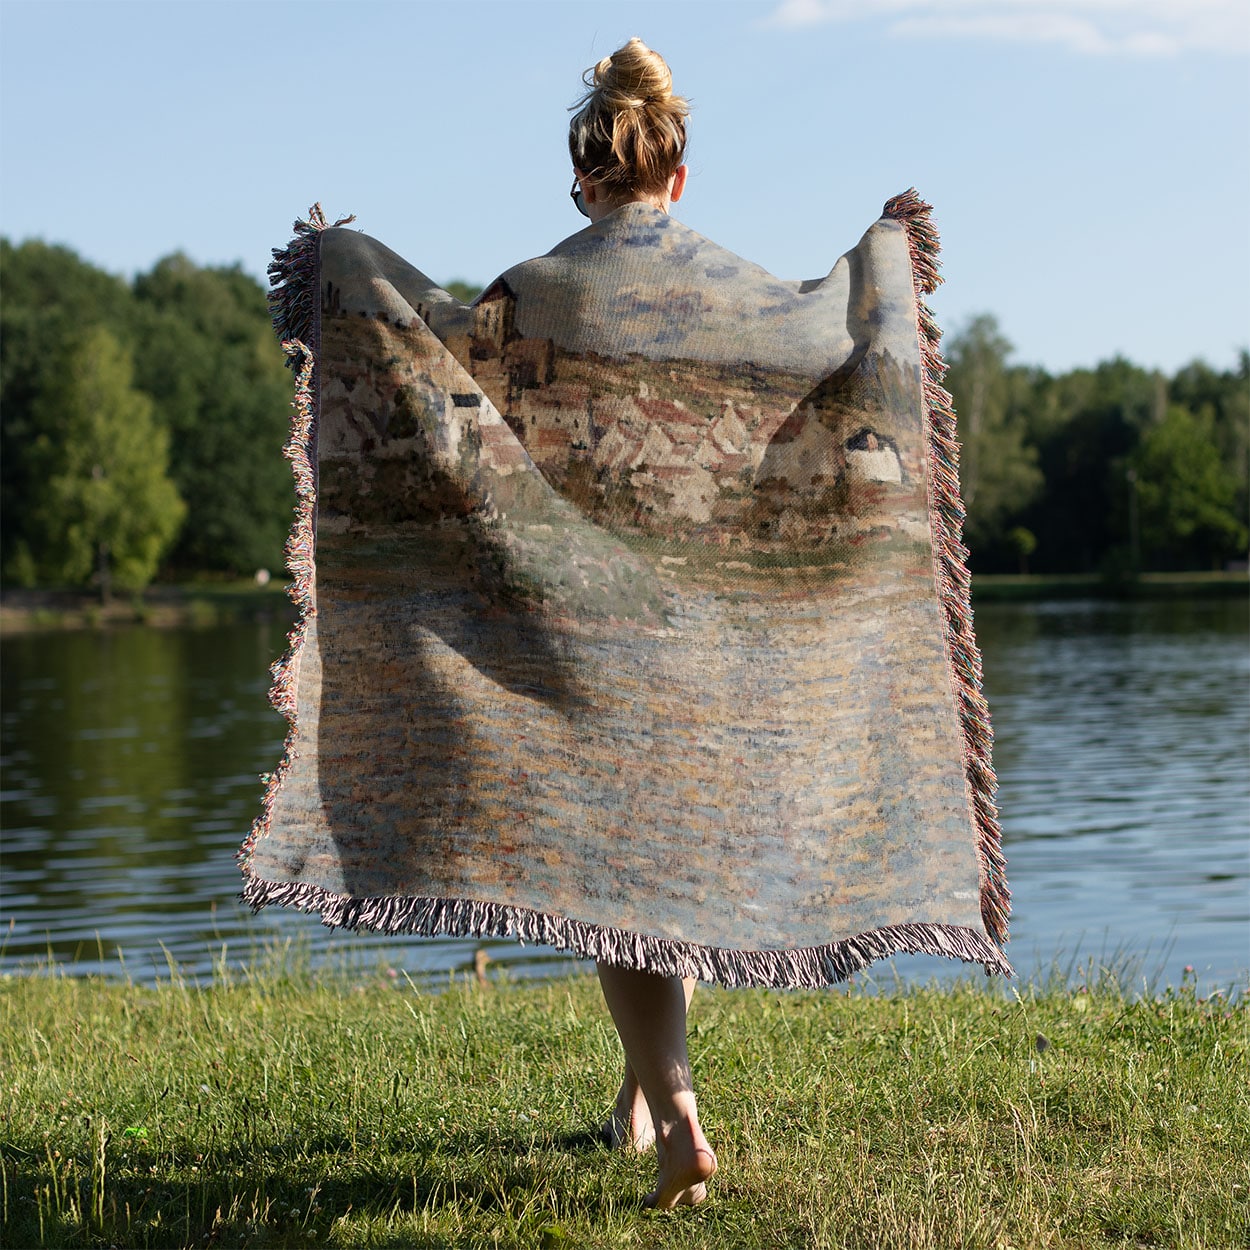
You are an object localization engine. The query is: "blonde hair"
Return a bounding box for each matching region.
[568,38,689,198]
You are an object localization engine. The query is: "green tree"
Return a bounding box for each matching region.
[24,327,185,597]
[1021,357,1162,573]
[1,239,139,580]
[1007,526,1037,575]
[943,315,1043,562]
[444,279,483,303]
[1169,353,1250,542]
[1132,404,1247,569]
[131,255,293,574]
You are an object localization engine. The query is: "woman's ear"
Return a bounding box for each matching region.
[575,169,599,206]
[669,164,688,203]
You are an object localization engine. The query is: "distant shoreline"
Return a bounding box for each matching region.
[969,569,1249,602]
[1,570,1245,634]
[0,581,295,634]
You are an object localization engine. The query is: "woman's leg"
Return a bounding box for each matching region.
[596,963,717,1208]
[603,977,696,1151]
[604,1055,654,1151]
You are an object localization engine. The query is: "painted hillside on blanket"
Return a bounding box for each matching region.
[318,294,930,597]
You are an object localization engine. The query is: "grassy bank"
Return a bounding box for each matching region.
[2,964,1245,1249]
[0,582,296,634]
[969,570,1249,602]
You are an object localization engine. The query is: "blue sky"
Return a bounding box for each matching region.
[1,0,1246,375]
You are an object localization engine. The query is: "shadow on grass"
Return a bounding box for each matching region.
[6,1125,632,1249]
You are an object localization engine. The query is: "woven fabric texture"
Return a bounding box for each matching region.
[240,195,1011,987]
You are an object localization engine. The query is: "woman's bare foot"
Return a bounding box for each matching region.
[602,1070,655,1151]
[644,1116,717,1209]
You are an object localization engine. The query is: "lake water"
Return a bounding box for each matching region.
[2,597,1247,994]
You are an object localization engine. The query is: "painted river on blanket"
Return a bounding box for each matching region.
[2,596,1246,993]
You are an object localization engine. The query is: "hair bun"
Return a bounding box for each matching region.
[569,38,689,197]
[594,36,673,109]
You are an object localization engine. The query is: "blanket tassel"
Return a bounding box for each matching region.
[884,188,1011,950]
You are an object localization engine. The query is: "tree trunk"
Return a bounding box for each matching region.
[98,541,112,606]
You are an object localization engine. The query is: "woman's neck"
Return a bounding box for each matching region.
[576,166,686,224]
[586,193,669,225]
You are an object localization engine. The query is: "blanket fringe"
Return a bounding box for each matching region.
[239,205,348,870]
[266,203,354,355]
[240,873,1014,987]
[883,189,1011,948]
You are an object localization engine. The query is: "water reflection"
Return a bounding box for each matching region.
[970,597,1249,990]
[2,597,1246,990]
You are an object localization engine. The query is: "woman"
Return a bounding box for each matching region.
[247,33,1010,1221]
[563,38,716,1210]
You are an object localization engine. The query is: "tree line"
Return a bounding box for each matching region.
[1,238,1245,595]
[2,240,293,597]
[945,315,1247,576]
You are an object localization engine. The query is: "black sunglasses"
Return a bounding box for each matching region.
[570,177,589,219]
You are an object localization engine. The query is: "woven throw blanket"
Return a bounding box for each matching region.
[239,192,1011,987]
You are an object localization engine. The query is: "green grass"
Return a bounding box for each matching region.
[1,959,1246,1249]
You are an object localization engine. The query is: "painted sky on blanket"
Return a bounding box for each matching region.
[1,0,1246,375]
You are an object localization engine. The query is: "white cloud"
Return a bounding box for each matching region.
[766,0,1250,57]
